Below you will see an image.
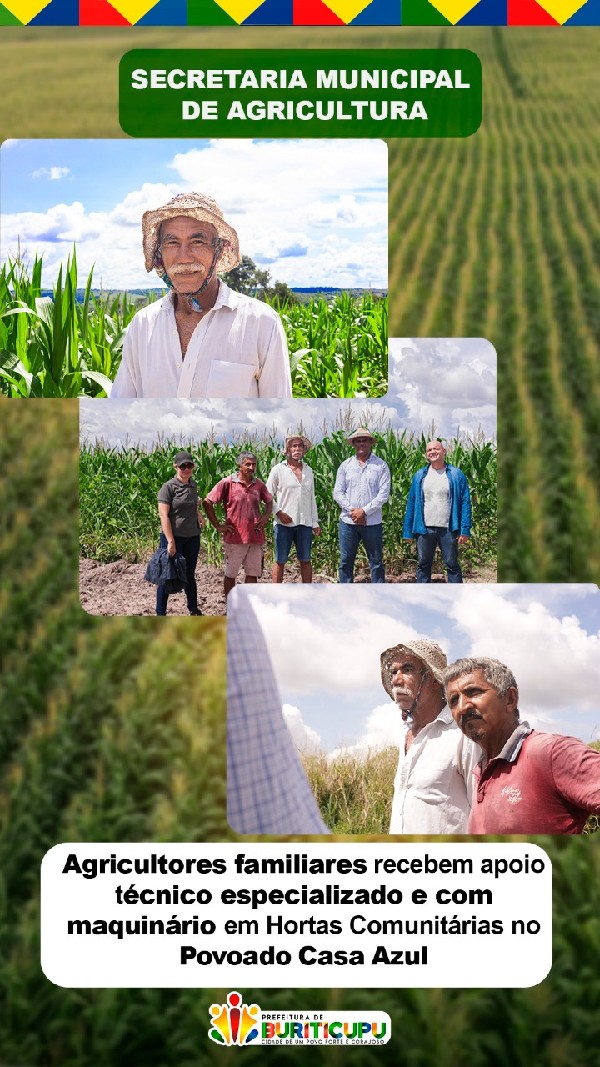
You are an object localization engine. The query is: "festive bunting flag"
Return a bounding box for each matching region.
[189,0,291,20]
[403,0,505,22]
[0,0,597,29]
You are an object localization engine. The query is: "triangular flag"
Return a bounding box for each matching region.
[187,0,238,23]
[350,0,401,23]
[80,0,131,23]
[458,0,506,20]
[508,0,560,21]
[243,0,293,23]
[401,0,452,23]
[293,0,346,24]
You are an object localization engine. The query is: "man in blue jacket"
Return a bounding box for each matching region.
[403,441,472,583]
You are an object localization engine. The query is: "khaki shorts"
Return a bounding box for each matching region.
[224,543,263,579]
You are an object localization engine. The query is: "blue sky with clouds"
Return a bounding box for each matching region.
[236,584,600,757]
[1,138,387,290]
[79,338,497,445]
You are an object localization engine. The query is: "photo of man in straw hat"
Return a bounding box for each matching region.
[111,192,292,400]
[266,434,321,584]
[380,639,480,834]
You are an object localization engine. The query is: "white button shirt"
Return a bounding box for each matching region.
[266,462,319,528]
[111,281,292,399]
[389,708,480,834]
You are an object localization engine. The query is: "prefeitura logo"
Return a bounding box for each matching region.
[208,993,391,1046]
[208,992,260,1046]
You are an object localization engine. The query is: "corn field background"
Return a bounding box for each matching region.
[0,252,388,399]
[1,400,599,1066]
[79,424,497,578]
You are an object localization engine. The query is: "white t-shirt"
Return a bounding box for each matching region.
[423,466,451,527]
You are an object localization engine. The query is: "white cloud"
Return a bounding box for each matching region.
[330,702,403,760]
[32,166,71,181]
[442,587,600,711]
[79,397,407,450]
[283,704,324,754]
[388,338,497,440]
[248,590,431,696]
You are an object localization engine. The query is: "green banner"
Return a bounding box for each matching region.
[119,49,482,139]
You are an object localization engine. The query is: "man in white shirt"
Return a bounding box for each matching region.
[380,639,480,834]
[266,434,321,584]
[111,192,292,399]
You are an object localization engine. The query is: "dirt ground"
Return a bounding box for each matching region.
[79,558,497,617]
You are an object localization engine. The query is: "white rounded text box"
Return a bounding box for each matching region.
[41,843,552,988]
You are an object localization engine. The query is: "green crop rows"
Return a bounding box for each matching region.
[386,29,600,582]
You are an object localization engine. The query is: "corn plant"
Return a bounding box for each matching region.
[0,251,134,397]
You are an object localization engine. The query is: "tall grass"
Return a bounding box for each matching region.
[0,253,387,399]
[303,747,397,834]
[80,420,497,575]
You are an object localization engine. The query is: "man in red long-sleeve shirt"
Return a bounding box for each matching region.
[443,657,600,835]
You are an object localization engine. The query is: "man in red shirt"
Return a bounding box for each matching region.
[444,657,600,834]
[203,452,272,597]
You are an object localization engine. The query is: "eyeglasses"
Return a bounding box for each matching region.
[177,462,194,470]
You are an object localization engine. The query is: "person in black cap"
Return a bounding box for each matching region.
[156,450,204,615]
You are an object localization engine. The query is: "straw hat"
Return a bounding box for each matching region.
[142,192,241,274]
[380,640,447,698]
[284,433,312,453]
[347,427,376,443]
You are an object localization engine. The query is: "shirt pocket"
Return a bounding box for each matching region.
[205,360,257,398]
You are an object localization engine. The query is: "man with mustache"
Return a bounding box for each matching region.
[380,640,480,834]
[203,451,273,598]
[444,657,600,834]
[111,192,292,399]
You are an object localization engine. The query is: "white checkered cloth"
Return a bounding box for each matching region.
[227,589,329,834]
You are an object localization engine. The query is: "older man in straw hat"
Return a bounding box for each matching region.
[111,192,292,399]
[266,433,321,584]
[380,639,480,834]
[333,427,390,583]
